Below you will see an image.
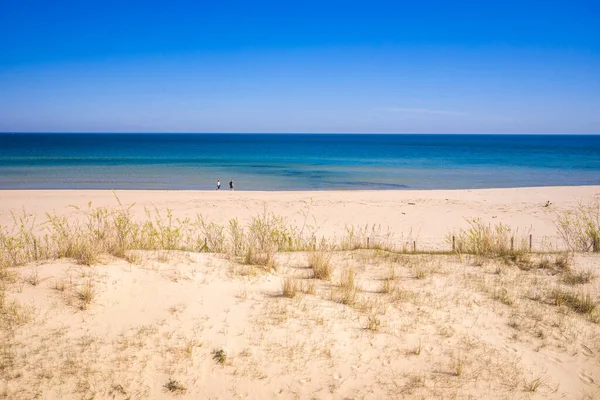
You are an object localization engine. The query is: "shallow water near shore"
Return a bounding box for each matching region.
[1,133,600,190]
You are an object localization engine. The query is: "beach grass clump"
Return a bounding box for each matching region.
[281,277,298,298]
[228,218,246,256]
[381,278,392,294]
[451,218,527,257]
[492,287,515,307]
[550,289,597,315]
[366,314,381,331]
[337,268,360,306]
[300,279,316,295]
[525,375,547,392]
[246,208,304,252]
[140,207,188,251]
[243,246,278,272]
[163,378,186,394]
[212,349,227,365]
[453,354,465,377]
[562,269,594,285]
[340,224,394,251]
[0,211,49,268]
[0,284,31,328]
[307,251,332,280]
[414,267,427,280]
[77,279,95,310]
[554,198,600,252]
[195,214,226,253]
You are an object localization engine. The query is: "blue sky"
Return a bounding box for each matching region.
[0,0,599,133]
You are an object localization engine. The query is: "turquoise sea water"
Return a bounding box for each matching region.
[1,134,599,190]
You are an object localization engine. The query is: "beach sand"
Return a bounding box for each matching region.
[2,185,600,250]
[1,187,600,399]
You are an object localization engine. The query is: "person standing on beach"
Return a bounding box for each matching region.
[217,180,221,190]
[229,179,234,190]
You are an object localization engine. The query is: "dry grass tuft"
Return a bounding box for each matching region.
[163,378,187,394]
[554,198,600,252]
[243,248,278,272]
[453,354,465,377]
[414,267,427,280]
[412,340,422,356]
[563,269,595,285]
[212,348,227,365]
[493,287,515,307]
[26,268,40,286]
[381,278,392,294]
[388,264,396,280]
[77,279,95,310]
[308,251,332,280]
[282,277,298,298]
[524,374,547,392]
[551,289,597,315]
[52,278,67,292]
[300,279,316,295]
[337,268,360,306]
[451,218,528,257]
[366,314,381,331]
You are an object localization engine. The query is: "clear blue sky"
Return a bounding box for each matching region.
[1,0,599,133]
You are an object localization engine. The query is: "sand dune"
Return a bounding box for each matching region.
[1,187,600,399]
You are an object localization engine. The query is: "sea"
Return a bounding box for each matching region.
[1,133,599,190]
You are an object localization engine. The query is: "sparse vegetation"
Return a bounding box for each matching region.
[282,277,298,298]
[52,278,67,292]
[308,251,332,280]
[340,224,394,251]
[1,196,600,398]
[381,278,392,294]
[336,268,360,306]
[412,340,422,356]
[212,348,227,365]
[493,287,515,307]
[77,279,95,310]
[563,269,594,285]
[163,378,187,394]
[554,198,600,252]
[525,374,547,392]
[1,197,596,269]
[453,354,465,377]
[450,218,528,257]
[550,289,597,315]
[26,268,40,286]
[366,314,381,331]
[414,267,427,280]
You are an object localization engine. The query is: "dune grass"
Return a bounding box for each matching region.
[553,198,600,252]
[1,195,599,273]
[449,218,529,257]
[308,251,332,280]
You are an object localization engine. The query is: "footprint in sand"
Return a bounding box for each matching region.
[503,344,519,353]
[578,370,595,384]
[581,344,595,357]
[547,354,562,364]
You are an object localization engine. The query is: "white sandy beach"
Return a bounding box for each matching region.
[1,186,600,399]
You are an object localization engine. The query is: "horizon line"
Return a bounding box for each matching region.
[2,132,600,135]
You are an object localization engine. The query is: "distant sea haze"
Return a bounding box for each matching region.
[1,133,599,190]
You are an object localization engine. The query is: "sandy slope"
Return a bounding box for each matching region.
[1,187,600,399]
[3,251,600,399]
